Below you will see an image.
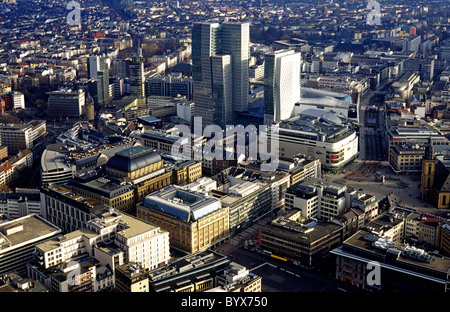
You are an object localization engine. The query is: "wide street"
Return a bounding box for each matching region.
[212,214,359,293]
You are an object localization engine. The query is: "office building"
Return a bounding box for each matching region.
[275,115,358,171]
[33,209,170,272]
[129,51,145,104]
[258,209,342,268]
[214,180,272,234]
[68,175,136,215]
[145,74,193,100]
[221,22,250,113]
[212,262,262,292]
[39,184,110,233]
[147,249,230,292]
[47,89,85,120]
[40,147,75,186]
[192,22,250,128]
[115,262,149,292]
[0,214,61,276]
[331,230,450,292]
[214,165,291,212]
[137,185,230,254]
[0,189,41,220]
[113,59,129,79]
[88,70,111,106]
[264,49,301,124]
[0,120,46,156]
[387,125,449,174]
[275,156,321,185]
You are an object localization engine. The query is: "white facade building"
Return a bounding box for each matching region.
[264,49,301,124]
[11,91,25,109]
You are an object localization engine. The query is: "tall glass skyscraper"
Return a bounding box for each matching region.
[264,49,301,125]
[129,48,146,106]
[87,55,111,106]
[192,21,250,129]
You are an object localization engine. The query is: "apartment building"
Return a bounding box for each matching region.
[285,177,348,221]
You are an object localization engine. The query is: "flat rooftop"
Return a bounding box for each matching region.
[148,249,229,285]
[41,149,72,173]
[143,185,222,222]
[88,210,162,240]
[262,209,342,243]
[0,215,61,252]
[116,145,151,159]
[341,231,450,274]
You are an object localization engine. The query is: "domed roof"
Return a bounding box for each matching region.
[106,146,162,172]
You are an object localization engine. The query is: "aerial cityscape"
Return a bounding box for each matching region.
[0,0,449,301]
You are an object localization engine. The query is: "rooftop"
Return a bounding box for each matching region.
[339,230,450,274]
[0,214,61,253]
[143,185,222,222]
[106,146,162,173]
[262,209,342,243]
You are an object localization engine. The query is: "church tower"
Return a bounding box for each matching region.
[421,141,435,200]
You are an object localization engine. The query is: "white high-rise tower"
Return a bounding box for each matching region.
[264,49,301,124]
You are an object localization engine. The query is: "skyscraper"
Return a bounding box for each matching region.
[264,49,301,124]
[192,21,250,128]
[88,55,111,106]
[221,22,250,113]
[129,48,146,106]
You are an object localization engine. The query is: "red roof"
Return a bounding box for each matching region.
[0,161,13,173]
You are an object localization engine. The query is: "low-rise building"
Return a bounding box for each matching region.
[137,185,230,254]
[331,230,450,292]
[258,209,342,268]
[0,189,41,220]
[210,262,262,292]
[275,115,358,171]
[147,249,230,292]
[285,177,348,221]
[115,262,149,292]
[28,210,170,292]
[68,175,135,215]
[40,184,110,233]
[0,214,61,276]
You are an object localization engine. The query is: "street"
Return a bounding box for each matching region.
[212,214,360,293]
